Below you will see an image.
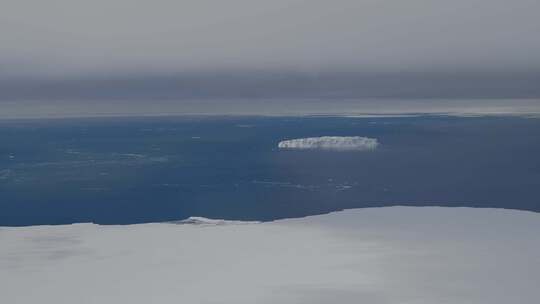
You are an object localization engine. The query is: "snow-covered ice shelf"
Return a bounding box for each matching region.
[1,207,539,303]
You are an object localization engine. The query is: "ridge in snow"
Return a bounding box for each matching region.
[173,217,260,226]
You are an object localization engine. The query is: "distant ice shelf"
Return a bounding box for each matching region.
[278,136,378,151]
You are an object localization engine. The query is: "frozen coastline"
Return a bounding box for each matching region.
[1,206,539,304]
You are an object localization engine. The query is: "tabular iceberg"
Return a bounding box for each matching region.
[278,136,378,151]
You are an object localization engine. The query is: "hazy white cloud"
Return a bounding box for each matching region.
[1,0,540,77]
[2,1,539,114]
[278,136,378,151]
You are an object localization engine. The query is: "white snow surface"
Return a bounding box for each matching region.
[1,207,539,304]
[278,136,378,150]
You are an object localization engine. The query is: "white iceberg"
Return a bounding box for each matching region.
[278,136,378,151]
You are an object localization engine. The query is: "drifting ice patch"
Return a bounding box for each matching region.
[278,136,378,151]
[174,217,260,226]
[0,169,12,180]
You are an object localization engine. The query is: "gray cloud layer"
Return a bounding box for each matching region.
[2,0,540,76]
[1,0,540,108]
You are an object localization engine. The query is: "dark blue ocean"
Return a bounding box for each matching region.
[1,115,539,226]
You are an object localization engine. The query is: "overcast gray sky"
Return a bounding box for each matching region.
[1,0,540,113]
[3,0,540,75]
